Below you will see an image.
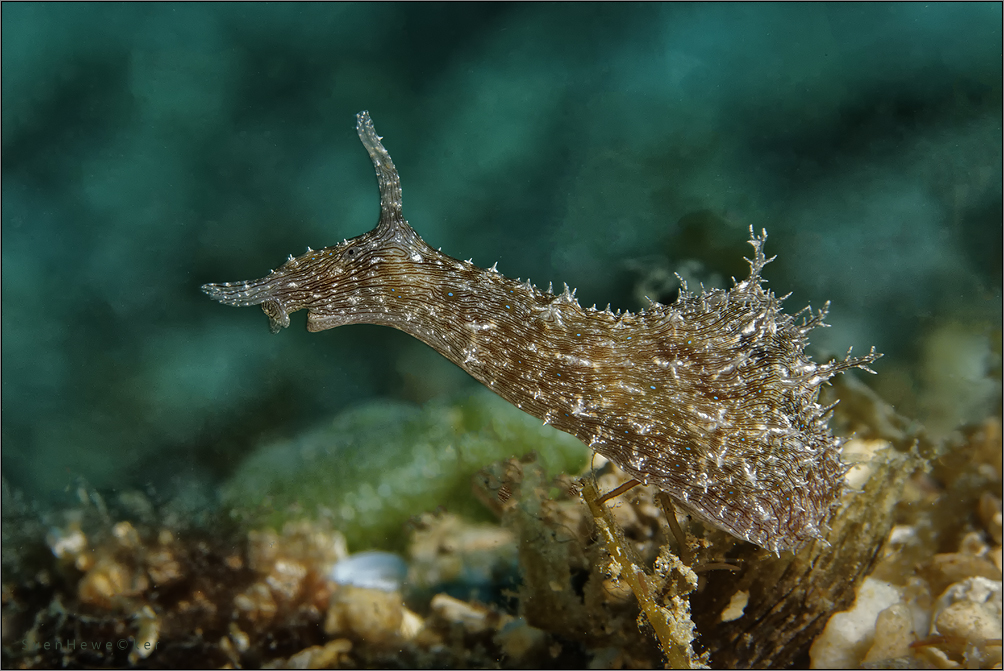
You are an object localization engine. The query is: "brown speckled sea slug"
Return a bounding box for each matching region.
[203,111,880,554]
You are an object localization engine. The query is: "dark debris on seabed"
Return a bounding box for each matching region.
[2,381,1001,669]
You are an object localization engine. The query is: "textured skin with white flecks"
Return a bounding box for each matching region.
[203,111,880,554]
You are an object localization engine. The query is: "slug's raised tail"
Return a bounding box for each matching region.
[356,110,404,228]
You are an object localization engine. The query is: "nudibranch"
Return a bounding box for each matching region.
[203,111,879,554]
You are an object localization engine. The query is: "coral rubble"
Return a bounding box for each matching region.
[2,385,1001,669]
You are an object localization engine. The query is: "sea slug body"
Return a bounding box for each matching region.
[202,111,880,554]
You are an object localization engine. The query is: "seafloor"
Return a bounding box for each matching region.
[3,378,1001,669]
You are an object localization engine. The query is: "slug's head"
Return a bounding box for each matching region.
[201,266,297,334]
[201,220,430,334]
[200,238,365,334]
[202,110,430,334]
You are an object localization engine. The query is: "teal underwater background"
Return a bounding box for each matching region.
[2,4,1001,546]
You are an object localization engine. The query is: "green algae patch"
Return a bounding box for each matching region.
[220,389,590,552]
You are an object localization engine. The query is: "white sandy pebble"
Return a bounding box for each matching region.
[861,602,915,665]
[808,577,902,669]
[933,576,1003,642]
